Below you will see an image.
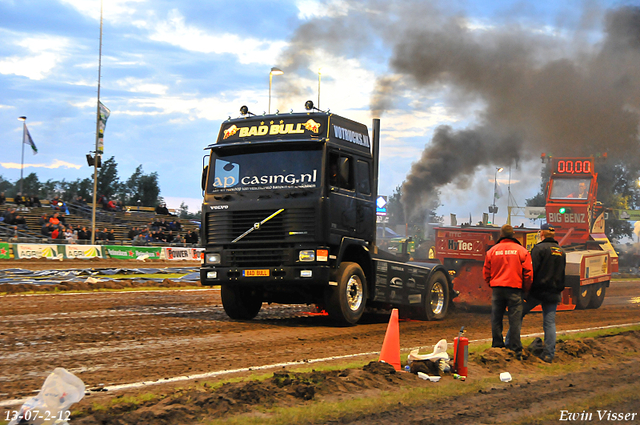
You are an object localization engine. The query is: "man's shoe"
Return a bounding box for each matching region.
[515,353,522,361]
[542,355,553,363]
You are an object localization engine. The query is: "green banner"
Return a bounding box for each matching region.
[0,242,10,259]
[104,245,163,260]
[614,210,640,221]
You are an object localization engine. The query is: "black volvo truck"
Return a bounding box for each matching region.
[200,102,454,325]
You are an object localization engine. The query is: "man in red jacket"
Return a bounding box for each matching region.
[483,224,533,359]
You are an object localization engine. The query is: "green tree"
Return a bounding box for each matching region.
[97,156,121,200]
[177,202,201,220]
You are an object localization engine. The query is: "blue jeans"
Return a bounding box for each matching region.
[491,287,524,355]
[524,296,558,360]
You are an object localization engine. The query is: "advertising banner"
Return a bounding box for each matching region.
[65,245,104,259]
[0,242,11,259]
[164,247,204,260]
[104,245,163,260]
[13,244,63,259]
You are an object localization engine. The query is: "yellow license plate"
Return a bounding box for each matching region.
[243,269,270,277]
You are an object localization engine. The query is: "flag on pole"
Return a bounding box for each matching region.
[23,123,38,155]
[97,101,111,153]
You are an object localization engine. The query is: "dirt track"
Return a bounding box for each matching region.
[1,260,640,423]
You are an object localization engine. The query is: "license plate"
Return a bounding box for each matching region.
[243,269,270,277]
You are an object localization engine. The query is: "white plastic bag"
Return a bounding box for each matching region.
[9,368,85,425]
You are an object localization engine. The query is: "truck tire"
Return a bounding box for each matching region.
[421,271,450,320]
[574,285,592,310]
[325,262,367,326]
[221,285,263,320]
[587,282,607,309]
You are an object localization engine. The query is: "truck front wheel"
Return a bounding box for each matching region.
[421,271,450,320]
[325,262,367,326]
[221,285,263,320]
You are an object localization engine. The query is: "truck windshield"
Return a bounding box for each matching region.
[207,149,322,193]
[550,178,591,199]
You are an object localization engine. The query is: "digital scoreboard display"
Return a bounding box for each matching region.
[552,158,594,175]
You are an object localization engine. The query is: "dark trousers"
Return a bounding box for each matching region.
[491,287,524,355]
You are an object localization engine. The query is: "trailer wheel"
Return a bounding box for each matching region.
[587,282,607,309]
[325,262,367,326]
[421,271,450,320]
[574,285,592,310]
[221,285,263,320]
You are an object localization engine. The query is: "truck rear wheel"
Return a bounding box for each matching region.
[587,282,607,309]
[221,285,263,320]
[325,262,367,326]
[421,271,449,320]
[574,285,592,310]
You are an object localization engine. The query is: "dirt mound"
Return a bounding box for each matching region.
[0,278,200,294]
[71,331,640,424]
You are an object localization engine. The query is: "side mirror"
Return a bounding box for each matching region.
[201,165,209,192]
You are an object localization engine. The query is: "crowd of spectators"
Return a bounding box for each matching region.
[126,218,199,245]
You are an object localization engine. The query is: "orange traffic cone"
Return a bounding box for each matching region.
[379,308,401,371]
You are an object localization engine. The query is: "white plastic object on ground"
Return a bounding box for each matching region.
[500,371,512,382]
[408,339,449,364]
[8,368,85,425]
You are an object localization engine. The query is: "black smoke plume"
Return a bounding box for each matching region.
[279,3,640,218]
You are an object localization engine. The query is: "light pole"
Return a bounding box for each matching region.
[268,67,283,114]
[491,167,504,224]
[18,116,26,196]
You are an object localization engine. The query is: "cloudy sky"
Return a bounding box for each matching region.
[1,0,638,225]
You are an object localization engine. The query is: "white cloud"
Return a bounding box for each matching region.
[0,160,82,170]
[59,0,146,22]
[295,0,350,20]
[148,10,288,65]
[0,34,70,80]
[114,77,168,95]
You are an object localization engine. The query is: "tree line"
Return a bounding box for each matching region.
[0,157,160,207]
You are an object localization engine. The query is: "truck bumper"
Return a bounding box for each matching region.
[200,265,331,286]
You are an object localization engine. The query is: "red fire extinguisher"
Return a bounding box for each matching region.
[454,326,468,377]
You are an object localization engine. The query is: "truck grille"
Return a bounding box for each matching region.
[229,247,290,267]
[206,208,316,244]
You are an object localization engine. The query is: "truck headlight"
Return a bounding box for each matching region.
[206,253,221,265]
[299,250,315,262]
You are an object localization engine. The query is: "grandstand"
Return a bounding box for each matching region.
[0,197,200,246]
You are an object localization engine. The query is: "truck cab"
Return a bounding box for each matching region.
[200,105,453,325]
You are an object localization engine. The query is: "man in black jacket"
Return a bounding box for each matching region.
[524,223,566,363]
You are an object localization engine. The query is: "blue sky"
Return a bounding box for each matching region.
[0,0,634,225]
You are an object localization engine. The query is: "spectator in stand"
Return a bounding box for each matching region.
[41,222,53,237]
[50,195,61,209]
[14,193,26,209]
[155,203,171,215]
[107,199,117,211]
[77,226,88,241]
[107,229,116,241]
[96,228,108,241]
[14,215,28,230]
[38,213,49,227]
[64,226,76,244]
[23,195,33,208]
[0,191,5,205]
[127,226,138,240]
[49,212,61,228]
[30,194,42,208]
[186,229,199,245]
[2,207,16,225]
